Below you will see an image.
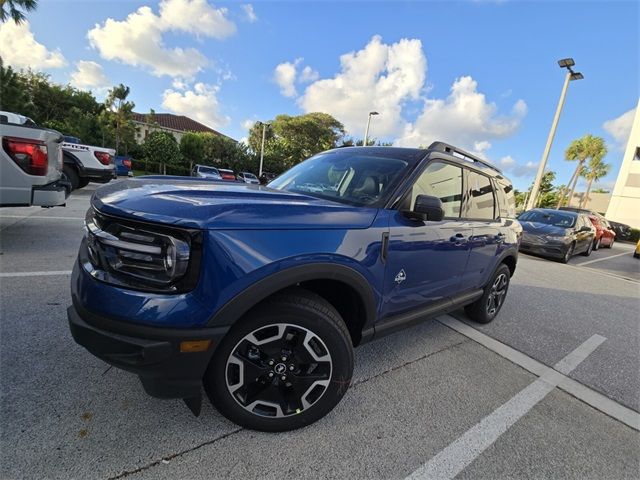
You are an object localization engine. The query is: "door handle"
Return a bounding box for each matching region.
[450,233,467,244]
[494,232,506,242]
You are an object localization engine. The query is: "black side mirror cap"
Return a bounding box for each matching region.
[403,194,445,222]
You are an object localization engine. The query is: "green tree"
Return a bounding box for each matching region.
[104,84,135,155]
[180,132,205,172]
[0,61,29,112]
[1,0,37,23]
[579,158,611,208]
[143,131,181,174]
[247,112,345,172]
[557,134,607,208]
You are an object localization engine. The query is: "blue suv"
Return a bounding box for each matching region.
[68,142,521,431]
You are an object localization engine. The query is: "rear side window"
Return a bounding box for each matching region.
[407,162,463,218]
[466,171,496,220]
[495,178,516,218]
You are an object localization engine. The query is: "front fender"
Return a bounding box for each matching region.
[206,262,378,330]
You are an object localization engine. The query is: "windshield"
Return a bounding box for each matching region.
[243,173,257,179]
[268,150,410,207]
[519,210,576,228]
[198,167,218,174]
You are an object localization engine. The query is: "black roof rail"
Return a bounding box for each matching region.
[428,141,502,174]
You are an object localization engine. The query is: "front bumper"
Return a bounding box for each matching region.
[519,242,568,258]
[68,300,229,400]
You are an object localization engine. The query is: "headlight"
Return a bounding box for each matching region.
[544,234,569,241]
[83,208,202,292]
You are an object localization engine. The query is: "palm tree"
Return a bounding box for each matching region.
[0,0,38,24]
[556,134,607,208]
[578,158,611,209]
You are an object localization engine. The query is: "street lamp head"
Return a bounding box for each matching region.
[558,58,575,68]
[570,72,584,81]
[369,111,379,116]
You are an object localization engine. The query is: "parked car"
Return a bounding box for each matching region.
[260,171,277,184]
[192,164,222,180]
[237,171,260,184]
[115,156,133,177]
[68,142,521,431]
[634,240,640,258]
[0,110,69,207]
[609,220,633,242]
[61,136,116,191]
[218,168,237,181]
[518,208,596,263]
[587,215,615,249]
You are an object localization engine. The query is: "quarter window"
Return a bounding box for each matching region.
[407,162,463,218]
[466,171,496,220]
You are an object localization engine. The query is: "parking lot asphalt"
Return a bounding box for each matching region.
[1,185,639,479]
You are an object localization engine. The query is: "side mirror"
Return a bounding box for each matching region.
[404,195,445,222]
[579,226,591,233]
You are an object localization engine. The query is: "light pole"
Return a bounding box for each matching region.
[363,111,379,146]
[257,121,270,177]
[525,59,583,211]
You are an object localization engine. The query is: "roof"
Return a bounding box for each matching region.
[131,112,235,141]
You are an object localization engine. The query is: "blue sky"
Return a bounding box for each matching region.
[1,0,638,190]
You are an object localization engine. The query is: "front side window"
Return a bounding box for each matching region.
[405,162,463,218]
[467,171,496,220]
[269,150,411,207]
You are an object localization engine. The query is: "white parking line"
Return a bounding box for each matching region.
[406,332,607,480]
[0,271,72,278]
[438,315,639,430]
[0,215,84,221]
[577,251,632,266]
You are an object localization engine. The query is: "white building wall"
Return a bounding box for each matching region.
[606,100,640,228]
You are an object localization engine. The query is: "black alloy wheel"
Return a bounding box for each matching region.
[204,289,353,431]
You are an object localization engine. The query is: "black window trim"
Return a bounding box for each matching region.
[388,156,465,221]
[461,168,500,223]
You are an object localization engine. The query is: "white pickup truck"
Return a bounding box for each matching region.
[61,136,116,191]
[0,111,70,207]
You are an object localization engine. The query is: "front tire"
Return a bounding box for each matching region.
[582,240,594,256]
[465,264,511,324]
[561,243,575,264]
[204,289,354,432]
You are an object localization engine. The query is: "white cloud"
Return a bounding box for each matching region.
[300,66,319,83]
[241,4,258,23]
[87,0,235,78]
[0,20,66,69]
[162,82,229,128]
[603,107,636,148]
[274,59,301,98]
[299,35,426,137]
[241,119,256,130]
[70,61,110,90]
[397,76,526,149]
[498,155,537,178]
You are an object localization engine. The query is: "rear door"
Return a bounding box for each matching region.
[461,169,502,290]
[381,160,472,320]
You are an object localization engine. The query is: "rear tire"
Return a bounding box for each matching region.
[77,178,90,189]
[62,165,80,191]
[204,289,354,432]
[464,264,511,324]
[606,238,614,249]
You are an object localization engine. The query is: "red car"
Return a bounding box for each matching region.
[588,215,616,249]
[218,168,236,181]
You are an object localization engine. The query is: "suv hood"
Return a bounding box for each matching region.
[92,177,378,230]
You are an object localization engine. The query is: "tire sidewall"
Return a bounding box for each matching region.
[205,300,353,432]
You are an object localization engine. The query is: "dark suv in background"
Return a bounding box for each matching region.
[68,142,521,431]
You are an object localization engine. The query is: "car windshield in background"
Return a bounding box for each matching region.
[519,210,576,228]
[244,173,257,179]
[268,150,410,207]
[199,167,218,174]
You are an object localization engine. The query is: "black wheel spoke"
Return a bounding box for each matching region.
[225,323,333,418]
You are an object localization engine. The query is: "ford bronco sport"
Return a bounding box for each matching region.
[68,142,521,431]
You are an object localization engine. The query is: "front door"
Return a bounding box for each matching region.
[380,161,471,321]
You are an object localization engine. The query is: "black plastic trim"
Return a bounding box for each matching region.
[206,263,378,332]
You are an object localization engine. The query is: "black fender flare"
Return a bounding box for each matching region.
[206,263,378,333]
[62,150,86,175]
[496,248,518,276]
